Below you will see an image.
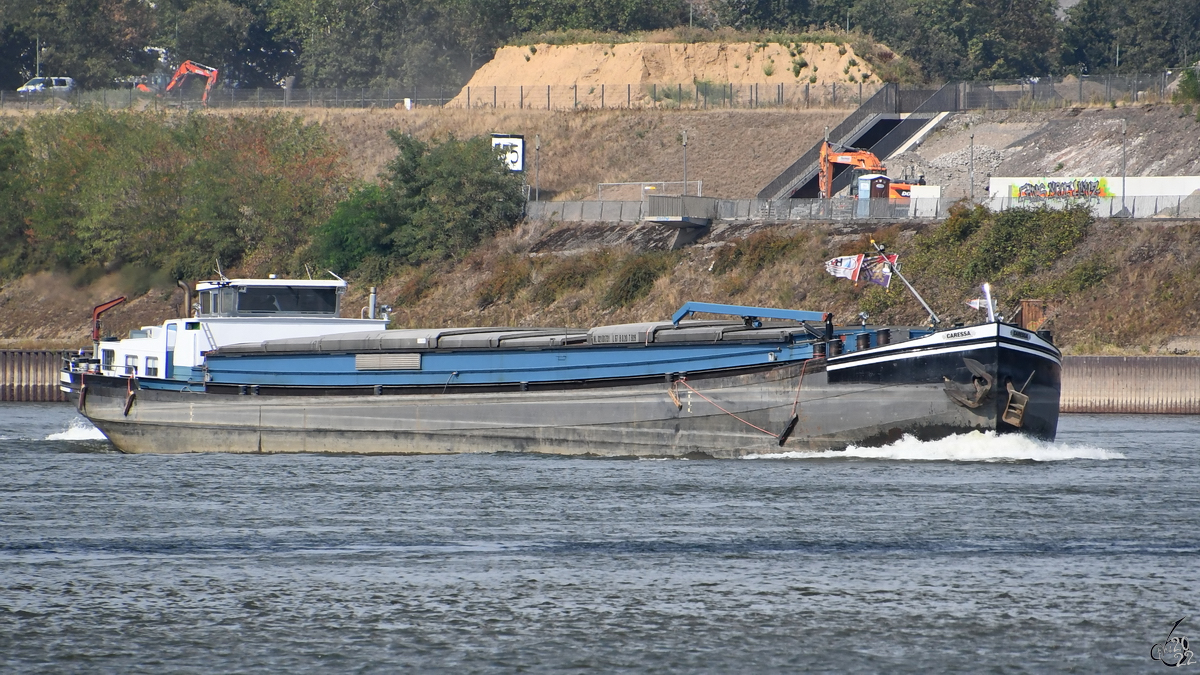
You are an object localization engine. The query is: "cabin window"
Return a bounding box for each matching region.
[124,355,139,376]
[145,357,159,377]
[217,287,235,315]
[236,286,339,315]
[101,349,115,368]
[199,292,212,315]
[185,322,200,330]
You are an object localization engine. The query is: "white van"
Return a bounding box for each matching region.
[17,77,77,97]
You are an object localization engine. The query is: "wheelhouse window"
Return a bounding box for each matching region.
[236,286,339,316]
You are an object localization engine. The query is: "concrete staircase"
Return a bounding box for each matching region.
[758,83,961,201]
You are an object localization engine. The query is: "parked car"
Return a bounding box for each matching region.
[17,77,77,97]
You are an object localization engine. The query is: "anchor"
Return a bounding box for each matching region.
[1001,371,1036,427]
[943,358,993,409]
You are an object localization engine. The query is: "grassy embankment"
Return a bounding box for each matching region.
[376,208,1200,354]
[2,106,1200,352]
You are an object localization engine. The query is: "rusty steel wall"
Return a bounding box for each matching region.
[1061,356,1200,414]
[0,351,69,402]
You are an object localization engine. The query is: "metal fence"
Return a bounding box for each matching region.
[598,181,702,200]
[960,71,1193,109]
[3,70,1193,111]
[0,81,882,111]
[527,196,963,223]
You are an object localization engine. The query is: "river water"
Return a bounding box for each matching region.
[1,402,1196,673]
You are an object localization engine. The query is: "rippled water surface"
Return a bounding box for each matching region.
[1,403,1197,673]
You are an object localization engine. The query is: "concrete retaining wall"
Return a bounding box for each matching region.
[525,201,644,222]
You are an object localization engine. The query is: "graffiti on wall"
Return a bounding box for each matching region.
[1010,178,1113,200]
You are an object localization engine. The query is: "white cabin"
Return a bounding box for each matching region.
[92,278,388,380]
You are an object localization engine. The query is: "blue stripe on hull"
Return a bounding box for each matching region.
[202,342,818,387]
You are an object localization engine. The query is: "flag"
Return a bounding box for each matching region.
[860,254,898,289]
[825,254,864,281]
[967,299,987,310]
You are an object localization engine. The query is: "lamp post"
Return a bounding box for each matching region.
[969,133,975,202]
[681,130,691,195]
[1121,119,1127,217]
[535,134,540,201]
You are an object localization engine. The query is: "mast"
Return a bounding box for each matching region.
[870,239,941,326]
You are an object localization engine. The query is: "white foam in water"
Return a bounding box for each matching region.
[45,417,107,441]
[746,431,1123,462]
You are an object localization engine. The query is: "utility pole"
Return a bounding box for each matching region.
[969,133,975,202]
[35,35,40,77]
[535,135,541,201]
[682,130,688,196]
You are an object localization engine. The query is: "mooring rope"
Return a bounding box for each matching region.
[789,358,812,418]
[677,378,779,438]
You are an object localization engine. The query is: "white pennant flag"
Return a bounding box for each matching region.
[825,254,864,281]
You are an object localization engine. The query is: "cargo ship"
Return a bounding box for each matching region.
[60,275,1060,457]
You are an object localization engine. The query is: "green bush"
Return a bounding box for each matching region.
[1174,68,1200,104]
[602,252,673,308]
[476,255,532,308]
[311,184,391,276]
[0,128,31,279]
[13,108,347,281]
[711,230,800,276]
[912,203,1092,283]
[532,251,610,304]
[317,132,524,276]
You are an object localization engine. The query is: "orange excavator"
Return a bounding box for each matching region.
[817,141,915,199]
[136,60,219,105]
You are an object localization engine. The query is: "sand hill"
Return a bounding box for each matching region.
[450,42,877,108]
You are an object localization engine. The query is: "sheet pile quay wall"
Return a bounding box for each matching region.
[1059,356,1200,414]
[0,351,69,402]
[3,350,1198,412]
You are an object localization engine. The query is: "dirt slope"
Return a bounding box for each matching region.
[892,105,1200,199]
[449,42,876,107]
[303,107,849,200]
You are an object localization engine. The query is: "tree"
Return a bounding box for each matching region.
[0,128,31,278]
[312,132,525,274]
[0,0,157,88]
[1063,0,1200,74]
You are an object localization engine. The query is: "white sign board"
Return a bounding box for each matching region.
[491,134,525,172]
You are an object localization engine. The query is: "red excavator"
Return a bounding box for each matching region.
[136,60,219,105]
[817,141,915,199]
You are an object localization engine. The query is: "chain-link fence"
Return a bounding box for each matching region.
[959,71,1190,110]
[0,81,885,111]
[8,70,1193,112]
